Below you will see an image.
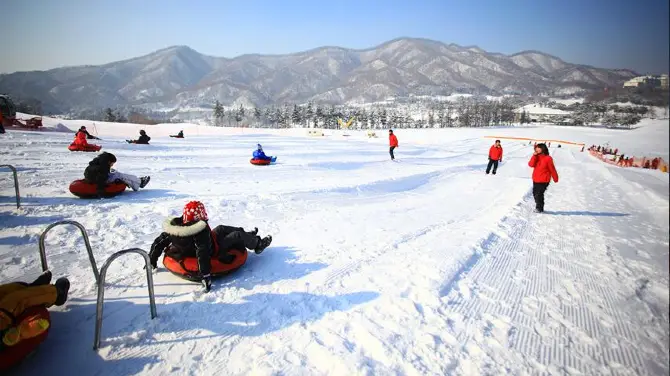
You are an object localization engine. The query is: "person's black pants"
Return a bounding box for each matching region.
[389,146,396,160]
[486,159,499,174]
[532,182,549,212]
[212,225,259,253]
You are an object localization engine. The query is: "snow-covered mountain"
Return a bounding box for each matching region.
[0,37,637,113]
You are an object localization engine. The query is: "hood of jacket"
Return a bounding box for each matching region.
[162,217,208,237]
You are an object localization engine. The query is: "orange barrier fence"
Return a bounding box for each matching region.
[588,150,668,172]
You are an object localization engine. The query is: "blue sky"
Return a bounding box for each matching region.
[2,0,668,74]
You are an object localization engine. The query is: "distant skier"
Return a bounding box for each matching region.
[76,126,100,140]
[486,140,503,175]
[83,152,150,197]
[252,144,273,161]
[389,129,398,160]
[127,130,150,144]
[528,143,559,213]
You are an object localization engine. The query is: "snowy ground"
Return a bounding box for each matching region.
[1,118,668,375]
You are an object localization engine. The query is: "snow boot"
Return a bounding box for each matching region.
[54,277,70,306]
[254,235,272,254]
[201,276,212,292]
[29,270,53,286]
[140,176,150,188]
[248,227,258,236]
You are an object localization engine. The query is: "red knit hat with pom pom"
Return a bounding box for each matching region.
[182,201,208,223]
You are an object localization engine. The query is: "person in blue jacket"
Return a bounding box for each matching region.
[252,144,273,161]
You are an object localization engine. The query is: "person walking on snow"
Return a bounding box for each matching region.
[528,143,558,213]
[83,152,150,197]
[389,129,398,160]
[486,140,503,175]
[149,201,272,292]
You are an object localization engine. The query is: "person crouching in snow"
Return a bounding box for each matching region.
[252,144,272,161]
[1,271,70,345]
[389,129,398,160]
[149,201,272,292]
[84,152,150,197]
[127,130,150,144]
[486,139,503,175]
[528,143,559,213]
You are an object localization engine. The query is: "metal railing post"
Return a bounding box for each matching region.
[94,248,157,350]
[39,220,100,285]
[0,164,20,208]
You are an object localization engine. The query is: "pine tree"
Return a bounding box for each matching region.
[292,104,302,126]
[235,104,244,124]
[254,107,262,125]
[213,101,224,126]
[368,110,377,129]
[315,105,324,127]
[380,109,388,128]
[306,102,314,126]
[428,112,435,128]
[104,108,116,122]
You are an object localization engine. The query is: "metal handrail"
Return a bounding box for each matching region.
[39,220,100,284]
[0,164,20,208]
[94,248,157,350]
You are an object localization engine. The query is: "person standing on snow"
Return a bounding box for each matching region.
[389,129,398,160]
[83,152,150,197]
[486,140,503,175]
[528,143,558,213]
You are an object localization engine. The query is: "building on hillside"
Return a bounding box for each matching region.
[514,104,572,124]
[623,75,665,89]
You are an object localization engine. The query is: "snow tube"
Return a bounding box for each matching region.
[0,306,51,372]
[164,249,248,281]
[69,179,127,198]
[68,143,101,152]
[250,158,272,166]
[169,135,184,138]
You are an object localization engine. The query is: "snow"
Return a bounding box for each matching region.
[1,116,668,376]
[514,103,572,115]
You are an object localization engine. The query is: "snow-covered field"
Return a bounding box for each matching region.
[1,117,668,375]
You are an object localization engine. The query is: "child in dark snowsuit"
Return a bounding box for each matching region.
[83,152,150,197]
[149,201,272,292]
[127,130,151,144]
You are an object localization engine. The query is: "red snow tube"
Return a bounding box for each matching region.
[68,143,101,152]
[164,249,248,281]
[69,179,127,198]
[0,306,51,372]
[250,158,271,165]
[163,229,248,281]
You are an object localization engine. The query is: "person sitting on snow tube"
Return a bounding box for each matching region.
[84,152,150,198]
[148,201,273,292]
[170,130,184,138]
[252,144,273,161]
[126,130,151,144]
[69,130,101,151]
[0,271,69,349]
[76,126,100,140]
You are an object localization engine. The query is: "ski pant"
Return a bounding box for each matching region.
[108,171,141,191]
[212,225,260,253]
[486,159,499,174]
[0,283,57,330]
[532,182,549,211]
[389,146,396,160]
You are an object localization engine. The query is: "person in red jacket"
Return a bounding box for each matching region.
[389,129,398,160]
[528,143,558,213]
[486,140,503,175]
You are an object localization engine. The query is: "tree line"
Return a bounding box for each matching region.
[210,97,520,129]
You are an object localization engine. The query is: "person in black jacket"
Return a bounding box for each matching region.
[83,152,150,197]
[76,126,100,140]
[149,201,272,292]
[127,130,150,144]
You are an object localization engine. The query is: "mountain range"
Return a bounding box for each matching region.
[0,37,637,113]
